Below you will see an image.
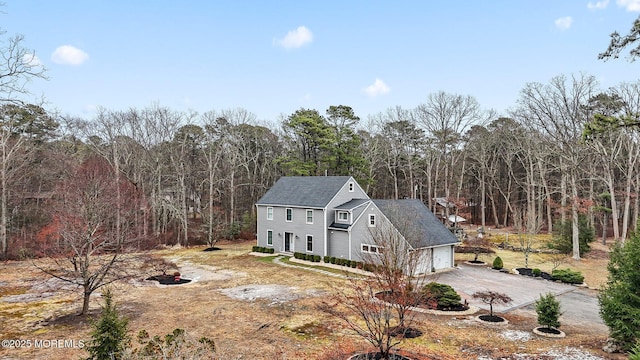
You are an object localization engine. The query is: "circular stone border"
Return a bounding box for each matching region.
[533,326,566,338]
[474,315,509,326]
[464,261,488,266]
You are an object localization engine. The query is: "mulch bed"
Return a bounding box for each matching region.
[478,314,506,323]
[146,274,192,285]
[536,327,562,335]
[389,326,423,339]
[203,247,222,252]
[349,352,414,360]
[515,267,553,281]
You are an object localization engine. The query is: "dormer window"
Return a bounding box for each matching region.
[337,211,349,222]
[349,182,354,192]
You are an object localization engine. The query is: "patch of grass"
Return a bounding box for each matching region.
[0,285,29,297]
[255,255,278,264]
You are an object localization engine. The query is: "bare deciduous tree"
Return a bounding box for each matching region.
[34,156,142,314]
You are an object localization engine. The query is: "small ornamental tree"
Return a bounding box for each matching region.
[599,227,640,352]
[535,292,561,330]
[463,236,492,263]
[472,290,513,318]
[86,288,129,360]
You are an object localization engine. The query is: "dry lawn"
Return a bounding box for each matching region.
[0,240,624,360]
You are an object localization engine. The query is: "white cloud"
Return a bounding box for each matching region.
[274,26,313,49]
[554,16,573,30]
[22,53,42,67]
[51,45,89,65]
[617,0,640,11]
[364,78,390,97]
[587,0,610,9]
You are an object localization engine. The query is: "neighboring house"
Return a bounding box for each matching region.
[255,176,459,274]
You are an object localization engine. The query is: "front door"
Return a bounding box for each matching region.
[284,232,293,252]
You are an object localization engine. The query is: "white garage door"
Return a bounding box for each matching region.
[432,245,452,270]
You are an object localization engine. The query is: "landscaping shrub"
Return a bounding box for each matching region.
[252,246,259,252]
[267,248,274,254]
[551,268,584,284]
[86,288,129,360]
[421,282,462,309]
[329,257,336,264]
[350,261,357,268]
[314,255,321,262]
[532,268,542,277]
[324,256,330,263]
[492,256,503,270]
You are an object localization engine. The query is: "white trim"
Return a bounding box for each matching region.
[337,211,349,222]
[368,213,376,227]
[266,207,273,220]
[349,182,354,192]
[285,208,293,222]
[266,229,273,246]
[306,209,314,224]
[306,234,313,252]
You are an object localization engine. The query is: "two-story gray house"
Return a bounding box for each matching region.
[255,176,459,274]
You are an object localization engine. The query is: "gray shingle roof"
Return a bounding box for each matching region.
[256,176,353,208]
[372,199,459,249]
[334,199,370,210]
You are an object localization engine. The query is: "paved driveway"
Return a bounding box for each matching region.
[425,264,606,332]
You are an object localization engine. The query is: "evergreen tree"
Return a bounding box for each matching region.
[535,292,561,330]
[550,214,594,256]
[599,227,640,352]
[86,288,129,360]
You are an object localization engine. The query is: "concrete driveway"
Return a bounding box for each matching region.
[426,263,607,332]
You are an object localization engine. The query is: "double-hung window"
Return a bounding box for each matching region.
[368,214,376,227]
[266,207,273,220]
[267,230,273,246]
[285,208,293,222]
[306,210,313,224]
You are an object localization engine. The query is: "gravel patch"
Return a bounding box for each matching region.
[219,284,323,304]
[1,278,80,303]
[499,330,532,342]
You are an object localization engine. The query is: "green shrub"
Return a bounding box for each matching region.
[551,268,584,284]
[535,292,561,329]
[532,268,542,277]
[421,282,462,309]
[267,248,274,254]
[329,257,336,264]
[492,256,503,270]
[323,256,330,263]
[314,255,321,262]
[350,261,357,268]
[252,246,259,252]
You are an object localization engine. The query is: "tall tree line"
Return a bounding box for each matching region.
[2,74,640,260]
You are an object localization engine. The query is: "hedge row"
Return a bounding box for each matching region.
[252,246,275,254]
[293,252,321,262]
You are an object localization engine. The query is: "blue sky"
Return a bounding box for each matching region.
[3,1,640,124]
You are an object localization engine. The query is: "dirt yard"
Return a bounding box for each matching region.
[0,240,626,360]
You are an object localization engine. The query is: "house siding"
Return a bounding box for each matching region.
[348,203,387,263]
[256,205,325,254]
[327,230,350,259]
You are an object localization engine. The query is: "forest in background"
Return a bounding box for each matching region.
[1,72,640,261]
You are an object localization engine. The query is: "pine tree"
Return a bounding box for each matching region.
[599,227,640,351]
[86,288,129,360]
